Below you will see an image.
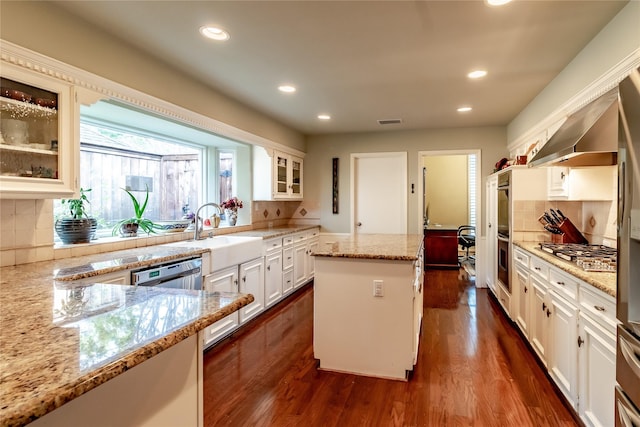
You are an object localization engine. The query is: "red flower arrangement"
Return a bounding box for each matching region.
[220,197,243,210]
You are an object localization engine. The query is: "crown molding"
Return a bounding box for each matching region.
[507,47,640,156]
[0,40,305,158]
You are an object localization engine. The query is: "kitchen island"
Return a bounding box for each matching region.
[311,233,424,380]
[0,247,253,427]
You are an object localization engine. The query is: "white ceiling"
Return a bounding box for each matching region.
[51,0,627,135]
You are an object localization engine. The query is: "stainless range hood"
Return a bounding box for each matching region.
[528,87,618,167]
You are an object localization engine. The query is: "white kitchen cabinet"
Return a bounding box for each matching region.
[548,288,579,409]
[238,257,265,323]
[264,238,283,308]
[485,175,498,293]
[202,266,239,347]
[253,146,303,200]
[547,167,570,199]
[530,273,551,365]
[578,310,616,427]
[515,264,530,338]
[547,166,617,201]
[305,231,319,279]
[282,243,294,296]
[0,63,77,199]
[293,232,308,288]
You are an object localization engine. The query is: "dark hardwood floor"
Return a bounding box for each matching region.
[203,270,578,426]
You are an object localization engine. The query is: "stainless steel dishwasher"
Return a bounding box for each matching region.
[131,257,202,290]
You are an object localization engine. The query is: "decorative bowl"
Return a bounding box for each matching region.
[153,220,192,233]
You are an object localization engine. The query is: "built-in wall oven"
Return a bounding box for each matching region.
[497,170,511,292]
[131,257,202,290]
[616,67,640,426]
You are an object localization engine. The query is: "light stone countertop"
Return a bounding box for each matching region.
[312,234,423,260]
[513,241,616,298]
[230,225,318,239]
[0,246,254,427]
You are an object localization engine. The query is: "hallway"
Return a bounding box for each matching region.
[203,270,578,426]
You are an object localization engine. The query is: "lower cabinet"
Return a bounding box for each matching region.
[548,289,580,409]
[238,257,265,323]
[515,265,530,337]
[512,247,617,426]
[578,311,616,427]
[202,266,240,348]
[265,243,284,308]
[529,274,550,365]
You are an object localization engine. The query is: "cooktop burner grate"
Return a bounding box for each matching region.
[538,243,617,272]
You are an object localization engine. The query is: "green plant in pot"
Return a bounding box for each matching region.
[112,186,155,238]
[55,188,98,244]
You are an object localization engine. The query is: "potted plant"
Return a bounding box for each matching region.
[55,188,98,244]
[112,186,155,237]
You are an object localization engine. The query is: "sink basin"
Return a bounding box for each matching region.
[167,235,262,271]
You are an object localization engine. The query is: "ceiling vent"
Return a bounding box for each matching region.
[377,119,403,125]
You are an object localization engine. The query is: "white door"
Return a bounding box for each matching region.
[351,152,407,234]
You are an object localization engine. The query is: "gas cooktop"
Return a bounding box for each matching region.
[538,243,617,272]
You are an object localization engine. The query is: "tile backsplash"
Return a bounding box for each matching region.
[512,199,616,246]
[1,198,319,267]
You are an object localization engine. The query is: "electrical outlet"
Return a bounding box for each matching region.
[373,280,384,297]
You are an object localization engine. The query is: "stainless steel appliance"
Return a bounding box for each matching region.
[616,67,640,426]
[497,238,510,292]
[497,170,510,239]
[132,257,202,290]
[538,243,617,272]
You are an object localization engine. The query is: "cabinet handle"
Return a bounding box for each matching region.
[557,281,565,286]
[524,286,528,293]
[546,308,551,317]
[267,265,271,271]
[534,267,541,271]
[577,336,584,347]
[242,276,246,283]
[594,305,606,312]
[542,302,547,312]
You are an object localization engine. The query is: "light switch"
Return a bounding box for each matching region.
[373,280,384,297]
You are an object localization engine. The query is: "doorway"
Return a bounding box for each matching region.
[419,150,481,280]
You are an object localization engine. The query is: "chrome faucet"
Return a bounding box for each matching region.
[193,202,222,241]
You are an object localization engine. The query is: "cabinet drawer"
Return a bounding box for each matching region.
[283,235,294,246]
[514,248,530,269]
[579,284,617,331]
[264,237,283,253]
[529,256,549,280]
[549,268,578,300]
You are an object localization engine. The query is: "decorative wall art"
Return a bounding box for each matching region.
[332,157,339,214]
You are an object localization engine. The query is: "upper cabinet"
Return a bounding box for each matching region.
[0,63,77,199]
[253,146,303,200]
[547,165,617,201]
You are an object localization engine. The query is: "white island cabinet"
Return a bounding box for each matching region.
[312,234,424,381]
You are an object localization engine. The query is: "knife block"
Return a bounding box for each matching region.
[557,218,589,244]
[551,233,573,244]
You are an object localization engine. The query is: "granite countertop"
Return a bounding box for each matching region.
[312,234,423,260]
[0,247,253,427]
[424,224,460,231]
[513,241,616,298]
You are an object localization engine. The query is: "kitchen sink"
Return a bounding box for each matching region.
[167,235,262,271]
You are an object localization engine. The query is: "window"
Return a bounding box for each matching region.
[468,154,477,228]
[54,100,251,241]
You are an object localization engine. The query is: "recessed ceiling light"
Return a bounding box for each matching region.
[468,70,487,79]
[486,0,512,6]
[278,85,297,93]
[199,26,230,41]
[317,114,331,120]
[457,106,473,113]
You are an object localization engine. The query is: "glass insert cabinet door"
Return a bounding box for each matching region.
[0,64,76,199]
[291,158,301,196]
[275,154,288,195]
